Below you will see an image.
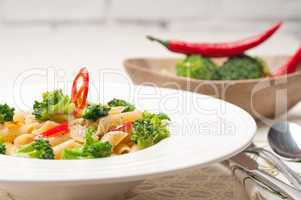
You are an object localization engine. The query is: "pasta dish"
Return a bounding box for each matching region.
[0,68,170,160]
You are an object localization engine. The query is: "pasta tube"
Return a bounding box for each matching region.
[97,111,142,135]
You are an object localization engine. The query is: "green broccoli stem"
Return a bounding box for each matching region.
[15,139,54,159]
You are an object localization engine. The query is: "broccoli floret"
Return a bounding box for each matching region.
[0,104,14,123]
[107,99,135,112]
[176,55,218,80]
[81,127,112,158]
[82,104,111,121]
[15,139,54,159]
[131,112,170,149]
[0,143,6,154]
[216,55,267,80]
[62,127,112,160]
[255,56,271,77]
[33,90,74,121]
[82,140,112,158]
[61,148,84,159]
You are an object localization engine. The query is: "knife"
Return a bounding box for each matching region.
[230,152,301,200]
[246,147,301,190]
[235,167,286,200]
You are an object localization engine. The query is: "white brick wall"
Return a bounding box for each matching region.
[0,0,299,36]
[109,0,219,20]
[1,0,106,22]
[109,0,301,21]
[220,0,301,20]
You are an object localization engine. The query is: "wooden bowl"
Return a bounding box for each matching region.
[124,56,301,120]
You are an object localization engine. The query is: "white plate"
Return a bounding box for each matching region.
[0,83,256,200]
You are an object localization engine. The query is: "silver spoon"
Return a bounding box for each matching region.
[268,122,301,162]
[268,121,301,188]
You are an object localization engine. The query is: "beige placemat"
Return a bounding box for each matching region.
[125,164,249,200]
[0,164,249,200]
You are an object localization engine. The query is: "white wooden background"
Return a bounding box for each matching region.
[0,0,299,36]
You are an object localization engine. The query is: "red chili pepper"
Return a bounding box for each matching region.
[41,122,69,137]
[147,22,282,57]
[110,122,133,133]
[273,45,301,76]
[71,67,89,116]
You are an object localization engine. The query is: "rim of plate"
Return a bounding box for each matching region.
[0,83,257,184]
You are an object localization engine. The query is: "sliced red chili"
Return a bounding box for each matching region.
[273,45,301,76]
[71,67,89,116]
[147,22,282,57]
[41,122,69,137]
[110,122,133,133]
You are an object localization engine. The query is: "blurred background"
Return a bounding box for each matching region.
[0,0,300,86]
[1,0,300,33]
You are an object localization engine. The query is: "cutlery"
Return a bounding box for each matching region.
[235,167,287,200]
[230,152,301,199]
[246,147,301,190]
[268,122,301,162]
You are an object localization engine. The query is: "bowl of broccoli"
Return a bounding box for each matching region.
[124,55,301,119]
[176,54,270,81]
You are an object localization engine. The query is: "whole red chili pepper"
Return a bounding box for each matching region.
[71,67,89,116]
[147,22,282,57]
[273,45,301,76]
[41,122,69,137]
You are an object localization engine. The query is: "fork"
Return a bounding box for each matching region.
[246,147,301,190]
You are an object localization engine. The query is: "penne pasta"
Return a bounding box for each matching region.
[101,131,128,149]
[0,127,19,143]
[114,143,131,154]
[5,143,17,155]
[14,134,35,146]
[48,133,71,146]
[108,106,125,115]
[97,111,142,135]
[130,145,140,153]
[13,112,26,124]
[24,114,38,124]
[19,122,42,134]
[4,122,21,130]
[32,121,59,135]
[53,139,82,160]
[69,124,86,143]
